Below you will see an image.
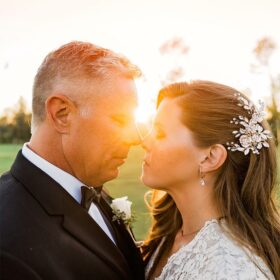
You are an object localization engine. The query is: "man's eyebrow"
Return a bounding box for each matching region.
[112,113,130,118]
[112,114,133,121]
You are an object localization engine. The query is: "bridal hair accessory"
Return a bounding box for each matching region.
[226,93,272,155]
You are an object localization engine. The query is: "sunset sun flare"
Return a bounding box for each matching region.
[135,104,156,124]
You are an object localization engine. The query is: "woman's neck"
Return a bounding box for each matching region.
[168,182,222,234]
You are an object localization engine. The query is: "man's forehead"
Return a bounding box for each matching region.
[82,92,137,122]
[96,90,138,110]
[94,80,138,108]
[72,76,138,117]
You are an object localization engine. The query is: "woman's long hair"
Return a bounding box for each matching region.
[141,81,280,279]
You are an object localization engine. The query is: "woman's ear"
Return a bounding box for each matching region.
[45,94,76,133]
[200,144,227,173]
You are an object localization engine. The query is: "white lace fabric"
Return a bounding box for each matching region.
[146,219,275,280]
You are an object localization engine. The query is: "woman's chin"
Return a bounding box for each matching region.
[140,174,152,187]
[141,174,160,189]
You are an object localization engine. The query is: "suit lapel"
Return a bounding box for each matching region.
[61,210,130,278]
[10,151,131,279]
[100,196,136,251]
[100,194,144,275]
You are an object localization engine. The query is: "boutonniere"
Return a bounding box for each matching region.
[110,196,135,227]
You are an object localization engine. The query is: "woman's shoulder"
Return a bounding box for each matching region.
[195,219,275,279]
[148,220,274,280]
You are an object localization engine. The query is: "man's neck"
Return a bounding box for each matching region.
[29,127,74,175]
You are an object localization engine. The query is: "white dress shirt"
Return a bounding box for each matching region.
[22,143,116,244]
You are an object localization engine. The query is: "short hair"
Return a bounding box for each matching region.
[32,41,141,130]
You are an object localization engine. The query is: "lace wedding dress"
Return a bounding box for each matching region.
[145,219,275,280]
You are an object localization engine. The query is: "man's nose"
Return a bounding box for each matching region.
[124,124,142,146]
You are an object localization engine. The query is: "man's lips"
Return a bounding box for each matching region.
[114,155,128,164]
[114,153,129,160]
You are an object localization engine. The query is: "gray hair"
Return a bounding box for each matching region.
[31,41,141,132]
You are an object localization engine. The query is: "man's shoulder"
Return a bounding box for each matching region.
[0,170,20,195]
[0,168,61,255]
[0,170,44,223]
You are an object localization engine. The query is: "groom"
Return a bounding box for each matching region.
[0,41,144,279]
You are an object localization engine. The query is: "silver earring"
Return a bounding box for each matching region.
[199,166,206,187]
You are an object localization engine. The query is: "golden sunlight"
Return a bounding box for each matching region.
[135,105,155,123]
[135,79,158,124]
[134,99,156,139]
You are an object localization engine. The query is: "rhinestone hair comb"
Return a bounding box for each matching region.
[226,93,272,155]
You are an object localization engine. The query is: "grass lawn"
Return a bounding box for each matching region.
[1,144,279,240]
[0,144,22,174]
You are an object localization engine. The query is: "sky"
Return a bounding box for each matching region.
[0,0,280,120]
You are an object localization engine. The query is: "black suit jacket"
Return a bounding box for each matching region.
[0,151,144,280]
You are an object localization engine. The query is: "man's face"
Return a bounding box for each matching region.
[63,76,140,186]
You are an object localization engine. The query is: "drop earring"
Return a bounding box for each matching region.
[199,165,206,187]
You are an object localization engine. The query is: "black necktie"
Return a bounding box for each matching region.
[81,185,103,211]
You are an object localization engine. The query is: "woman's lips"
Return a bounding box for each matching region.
[143,158,150,166]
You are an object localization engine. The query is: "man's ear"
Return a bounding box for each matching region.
[200,144,227,173]
[45,94,76,133]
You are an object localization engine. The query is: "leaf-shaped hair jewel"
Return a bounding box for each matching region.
[226,93,272,155]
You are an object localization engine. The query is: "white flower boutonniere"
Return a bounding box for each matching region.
[110,196,135,227]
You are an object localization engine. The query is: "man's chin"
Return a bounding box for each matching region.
[104,168,120,183]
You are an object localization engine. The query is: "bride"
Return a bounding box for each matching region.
[140,81,280,279]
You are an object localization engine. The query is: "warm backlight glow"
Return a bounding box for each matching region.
[134,95,156,139]
[135,79,158,124]
[135,105,155,123]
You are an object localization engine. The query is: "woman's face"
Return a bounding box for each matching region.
[141,98,205,191]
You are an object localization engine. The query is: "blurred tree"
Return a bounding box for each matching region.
[0,116,14,143]
[159,37,189,86]
[13,96,32,143]
[0,97,31,143]
[252,37,280,146]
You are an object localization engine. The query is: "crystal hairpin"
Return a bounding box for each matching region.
[226,93,272,155]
